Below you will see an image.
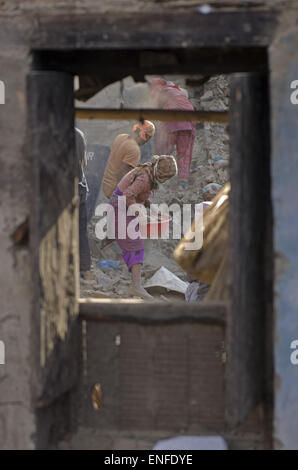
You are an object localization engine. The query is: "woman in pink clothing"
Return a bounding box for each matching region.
[148,78,196,189]
[108,155,177,299]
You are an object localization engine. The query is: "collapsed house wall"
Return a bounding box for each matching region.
[0,47,36,449]
[269,26,298,450]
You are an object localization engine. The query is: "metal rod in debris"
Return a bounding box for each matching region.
[75,108,228,123]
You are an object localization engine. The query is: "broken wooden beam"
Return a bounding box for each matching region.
[30,11,278,50]
[75,108,228,123]
[79,298,227,326]
[35,48,268,79]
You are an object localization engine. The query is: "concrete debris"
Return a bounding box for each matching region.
[200,90,213,102]
[185,280,210,302]
[94,268,116,291]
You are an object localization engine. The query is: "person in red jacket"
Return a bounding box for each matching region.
[148,78,196,189]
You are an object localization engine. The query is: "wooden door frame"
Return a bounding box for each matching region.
[27,7,279,447]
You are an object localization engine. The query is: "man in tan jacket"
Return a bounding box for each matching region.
[100,121,155,250]
[102,120,155,199]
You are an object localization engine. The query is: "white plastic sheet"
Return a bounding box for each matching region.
[144,266,189,294]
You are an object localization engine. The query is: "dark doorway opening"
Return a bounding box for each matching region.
[28,46,273,449]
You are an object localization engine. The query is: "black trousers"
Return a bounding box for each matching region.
[79,185,91,272]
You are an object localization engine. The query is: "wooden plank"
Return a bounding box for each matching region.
[30,11,278,49]
[34,48,268,76]
[79,299,227,326]
[27,71,80,408]
[226,73,271,427]
[79,320,225,432]
[28,71,75,237]
[75,108,228,123]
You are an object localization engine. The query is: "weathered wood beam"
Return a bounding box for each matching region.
[79,299,227,326]
[75,108,228,123]
[226,73,271,427]
[34,47,268,76]
[30,11,278,49]
[27,71,79,410]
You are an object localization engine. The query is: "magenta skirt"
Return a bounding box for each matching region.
[108,188,144,270]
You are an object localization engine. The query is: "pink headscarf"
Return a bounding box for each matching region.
[148,78,193,111]
[148,78,167,90]
[132,120,155,141]
[148,78,167,106]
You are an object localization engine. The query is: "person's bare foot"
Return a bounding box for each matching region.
[81,270,95,281]
[128,285,153,300]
